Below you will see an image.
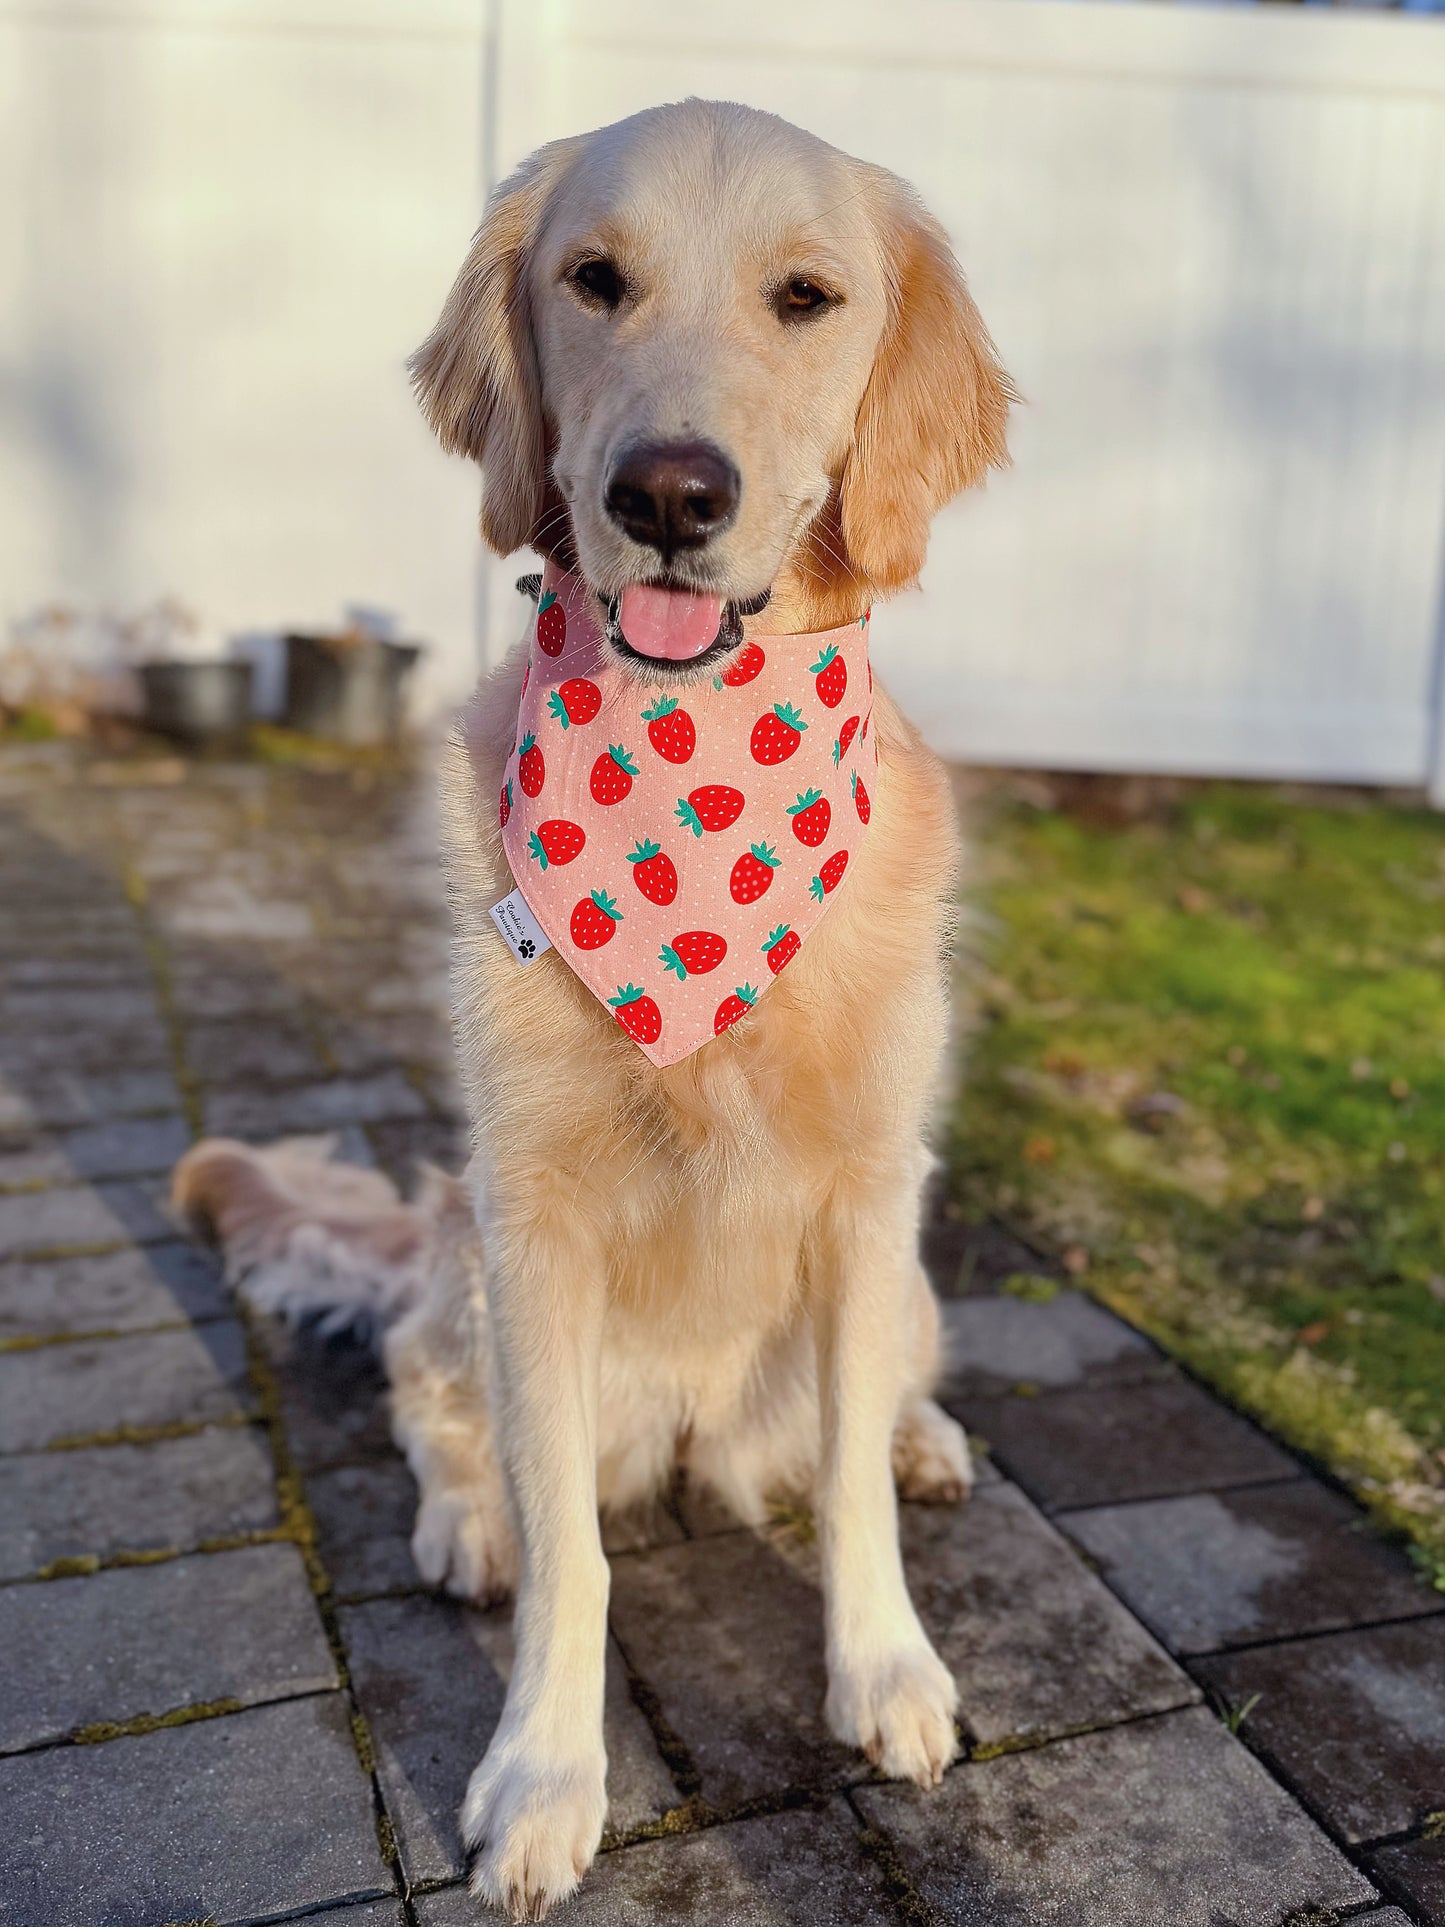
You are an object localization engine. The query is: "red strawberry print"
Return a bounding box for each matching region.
[751,702,807,765]
[861,713,870,742]
[521,662,530,699]
[660,930,727,979]
[714,984,758,1034]
[536,591,566,657]
[548,678,601,729]
[608,983,661,1045]
[761,924,799,975]
[833,716,861,767]
[810,851,849,903]
[590,744,639,805]
[676,785,745,837]
[729,843,780,904]
[852,770,871,824]
[641,695,695,764]
[498,779,512,829]
[626,838,678,905]
[571,889,623,949]
[720,642,766,687]
[810,643,847,708]
[517,733,545,797]
[787,788,830,847]
[527,819,585,869]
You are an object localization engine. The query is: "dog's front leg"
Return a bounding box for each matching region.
[460,1170,609,1920]
[815,1185,958,1787]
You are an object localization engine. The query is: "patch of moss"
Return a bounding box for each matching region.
[246,724,412,777]
[950,783,1445,1574]
[46,1415,248,1452]
[0,706,59,743]
[999,1273,1061,1303]
[72,1697,247,1745]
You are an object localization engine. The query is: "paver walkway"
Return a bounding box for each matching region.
[0,741,1441,1927]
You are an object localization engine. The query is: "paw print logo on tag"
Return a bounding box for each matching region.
[518,939,536,959]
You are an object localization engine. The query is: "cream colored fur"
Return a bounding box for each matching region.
[176,99,1012,1922]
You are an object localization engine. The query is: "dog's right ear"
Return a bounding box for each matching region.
[409,144,572,557]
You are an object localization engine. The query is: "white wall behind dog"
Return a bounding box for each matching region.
[6,0,1445,787]
[488,0,1445,795]
[1,0,488,715]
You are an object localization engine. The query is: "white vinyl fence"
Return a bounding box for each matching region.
[6,0,1445,792]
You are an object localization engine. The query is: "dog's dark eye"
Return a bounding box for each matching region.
[777,277,833,322]
[571,258,624,310]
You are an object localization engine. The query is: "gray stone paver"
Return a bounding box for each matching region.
[58,1114,193,1180]
[0,1322,253,1451]
[607,1528,851,1808]
[0,1063,181,1131]
[1060,1482,1441,1654]
[0,1180,164,1259]
[1364,1839,1445,1919]
[309,1457,421,1597]
[900,1485,1195,1746]
[0,1692,390,1927]
[0,1239,228,1339]
[1194,1617,1445,1843]
[1,1117,191,1187]
[416,1800,897,1925]
[0,1543,335,1752]
[203,1069,428,1137]
[940,1290,1166,1395]
[186,1015,329,1084]
[341,1592,677,1884]
[949,1373,1298,1510]
[856,1705,1376,1926]
[0,1427,277,1579]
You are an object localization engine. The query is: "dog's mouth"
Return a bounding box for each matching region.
[601,581,772,676]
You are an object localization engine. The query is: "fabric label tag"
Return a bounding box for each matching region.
[489,888,552,966]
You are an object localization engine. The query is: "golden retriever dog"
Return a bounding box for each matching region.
[174,97,1012,1920]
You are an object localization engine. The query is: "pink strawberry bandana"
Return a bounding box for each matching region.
[497,562,876,1067]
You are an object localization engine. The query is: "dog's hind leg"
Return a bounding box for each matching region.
[385,1267,520,1606]
[892,1264,973,1504]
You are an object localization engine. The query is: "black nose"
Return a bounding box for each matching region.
[604,440,740,560]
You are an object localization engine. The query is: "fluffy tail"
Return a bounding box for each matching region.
[172,1134,440,1342]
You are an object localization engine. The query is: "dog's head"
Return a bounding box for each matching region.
[412,100,1012,673]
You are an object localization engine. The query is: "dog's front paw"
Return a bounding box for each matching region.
[462,1738,607,1921]
[826,1638,959,1787]
[411,1486,520,1605]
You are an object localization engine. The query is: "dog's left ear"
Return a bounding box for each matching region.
[836,188,1015,596]
[409,141,575,557]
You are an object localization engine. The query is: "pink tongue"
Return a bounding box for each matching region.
[618,584,724,661]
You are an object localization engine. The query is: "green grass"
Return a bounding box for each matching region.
[949,781,1445,1583]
